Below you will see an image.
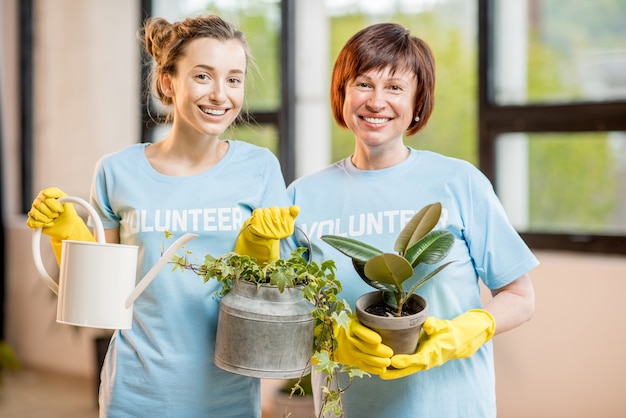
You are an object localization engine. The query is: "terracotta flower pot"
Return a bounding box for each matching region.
[355,291,428,355]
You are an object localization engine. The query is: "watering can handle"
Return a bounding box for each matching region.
[32,196,107,295]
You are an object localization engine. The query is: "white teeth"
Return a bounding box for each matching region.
[201,107,226,116]
[363,116,389,124]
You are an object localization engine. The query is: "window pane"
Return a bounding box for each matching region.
[496,132,626,235]
[230,123,279,156]
[492,0,626,105]
[325,0,478,165]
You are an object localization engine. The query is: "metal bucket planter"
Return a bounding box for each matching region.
[355,291,428,355]
[214,279,315,378]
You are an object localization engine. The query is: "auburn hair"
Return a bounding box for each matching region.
[330,23,435,136]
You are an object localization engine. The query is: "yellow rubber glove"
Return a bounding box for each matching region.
[380,309,495,380]
[234,205,300,265]
[26,187,95,265]
[333,315,393,375]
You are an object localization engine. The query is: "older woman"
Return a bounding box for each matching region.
[287,22,537,417]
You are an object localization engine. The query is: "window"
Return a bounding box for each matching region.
[479,0,626,254]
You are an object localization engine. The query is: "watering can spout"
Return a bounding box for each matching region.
[124,232,198,309]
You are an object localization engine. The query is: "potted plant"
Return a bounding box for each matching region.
[170,238,364,417]
[320,202,456,354]
[0,341,20,386]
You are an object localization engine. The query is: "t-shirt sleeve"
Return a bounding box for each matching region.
[462,167,539,289]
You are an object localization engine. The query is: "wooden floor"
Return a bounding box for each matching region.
[0,368,296,418]
[0,368,98,418]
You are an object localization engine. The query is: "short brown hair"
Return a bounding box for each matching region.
[330,23,435,136]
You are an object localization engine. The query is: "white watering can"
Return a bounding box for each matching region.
[32,196,197,329]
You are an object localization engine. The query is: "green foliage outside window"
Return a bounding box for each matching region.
[229,123,278,155]
[527,133,620,234]
[525,30,620,232]
[523,0,625,234]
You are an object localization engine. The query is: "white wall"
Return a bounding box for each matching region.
[32,0,141,199]
[2,0,140,376]
[294,0,331,178]
[494,251,626,418]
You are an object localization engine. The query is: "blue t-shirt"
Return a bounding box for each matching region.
[285,148,539,418]
[90,141,289,418]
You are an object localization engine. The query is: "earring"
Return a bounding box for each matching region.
[414,115,420,122]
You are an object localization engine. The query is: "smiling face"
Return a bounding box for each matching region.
[342,67,417,150]
[162,37,247,140]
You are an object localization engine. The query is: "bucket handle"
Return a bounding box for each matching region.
[32,196,106,295]
[293,226,313,263]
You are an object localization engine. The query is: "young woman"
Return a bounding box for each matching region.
[27,15,296,417]
[286,23,537,417]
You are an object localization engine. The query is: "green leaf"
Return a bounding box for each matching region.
[381,290,399,309]
[394,202,442,253]
[344,365,368,379]
[321,389,343,417]
[363,253,414,288]
[404,260,456,298]
[291,382,306,397]
[170,254,187,272]
[320,235,383,264]
[353,259,395,293]
[313,350,339,377]
[405,230,455,267]
[331,310,352,331]
[268,268,294,292]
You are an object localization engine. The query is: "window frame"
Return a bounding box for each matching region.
[478,0,626,254]
[19,0,34,213]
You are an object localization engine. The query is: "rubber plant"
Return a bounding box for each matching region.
[320,202,455,317]
[169,237,365,417]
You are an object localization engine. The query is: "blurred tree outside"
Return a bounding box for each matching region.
[527,133,619,233]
